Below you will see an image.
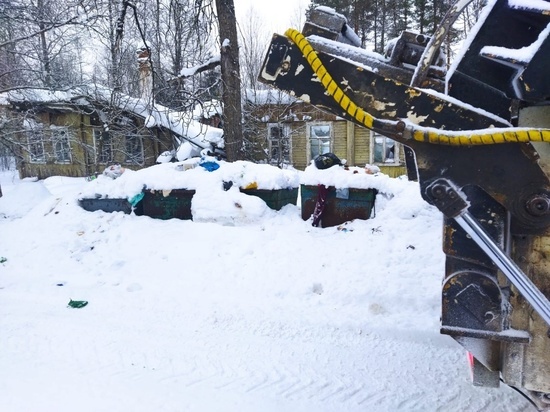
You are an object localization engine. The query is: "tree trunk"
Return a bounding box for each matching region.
[37,0,52,86]
[215,0,243,161]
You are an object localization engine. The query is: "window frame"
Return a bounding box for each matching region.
[26,127,46,164]
[267,122,291,165]
[307,122,332,163]
[93,129,114,164]
[124,133,144,165]
[51,126,72,164]
[370,130,401,166]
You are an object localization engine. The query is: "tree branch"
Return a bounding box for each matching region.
[167,56,221,83]
[0,15,89,49]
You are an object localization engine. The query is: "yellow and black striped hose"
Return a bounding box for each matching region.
[284,28,550,146]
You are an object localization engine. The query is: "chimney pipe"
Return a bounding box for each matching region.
[137,47,152,103]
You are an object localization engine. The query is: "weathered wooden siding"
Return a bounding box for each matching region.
[379,165,407,177]
[250,116,408,176]
[291,123,308,169]
[20,112,87,179]
[332,121,347,163]
[353,125,371,166]
[14,107,174,180]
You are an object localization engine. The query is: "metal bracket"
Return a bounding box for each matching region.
[425,178,468,218]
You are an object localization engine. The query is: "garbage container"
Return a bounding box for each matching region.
[141,189,195,220]
[240,187,299,210]
[78,197,141,215]
[301,184,377,227]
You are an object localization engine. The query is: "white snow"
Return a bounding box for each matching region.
[315,6,347,23]
[4,88,75,104]
[177,55,221,79]
[79,159,300,200]
[0,166,533,411]
[133,100,225,151]
[509,0,550,12]
[308,34,385,72]
[301,163,398,191]
[480,21,550,64]
[245,88,298,105]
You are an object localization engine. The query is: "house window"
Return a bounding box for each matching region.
[371,131,400,165]
[51,127,72,163]
[125,134,144,165]
[309,123,331,161]
[267,123,291,165]
[27,129,46,163]
[93,129,113,164]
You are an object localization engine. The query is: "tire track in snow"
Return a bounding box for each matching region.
[153,347,375,409]
[0,292,534,412]
[245,368,286,393]
[396,390,428,410]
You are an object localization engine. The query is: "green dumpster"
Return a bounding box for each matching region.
[240,187,299,210]
[141,189,195,220]
[78,197,143,215]
[301,184,377,227]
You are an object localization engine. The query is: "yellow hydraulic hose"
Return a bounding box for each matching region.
[284,28,376,130]
[284,28,550,146]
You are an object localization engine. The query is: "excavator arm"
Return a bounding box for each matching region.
[258,0,550,408]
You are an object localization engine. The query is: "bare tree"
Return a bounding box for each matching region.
[0,0,98,90]
[237,7,272,163]
[238,7,270,93]
[148,0,217,108]
[289,1,309,31]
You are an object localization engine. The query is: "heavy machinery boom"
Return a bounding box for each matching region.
[258,0,550,409]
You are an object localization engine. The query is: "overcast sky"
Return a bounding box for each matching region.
[233,0,311,34]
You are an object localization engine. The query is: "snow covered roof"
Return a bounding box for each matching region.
[1,88,77,105]
[245,88,299,106]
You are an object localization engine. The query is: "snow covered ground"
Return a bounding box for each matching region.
[0,166,534,412]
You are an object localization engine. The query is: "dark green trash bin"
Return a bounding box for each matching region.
[78,198,142,215]
[301,184,377,227]
[141,189,195,220]
[240,187,299,210]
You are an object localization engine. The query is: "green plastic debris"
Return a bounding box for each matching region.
[68,299,88,309]
[0,257,6,264]
[129,192,144,207]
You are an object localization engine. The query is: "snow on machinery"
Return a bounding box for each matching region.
[258,0,550,409]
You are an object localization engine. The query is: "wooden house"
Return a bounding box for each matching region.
[245,89,408,177]
[0,88,199,180]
